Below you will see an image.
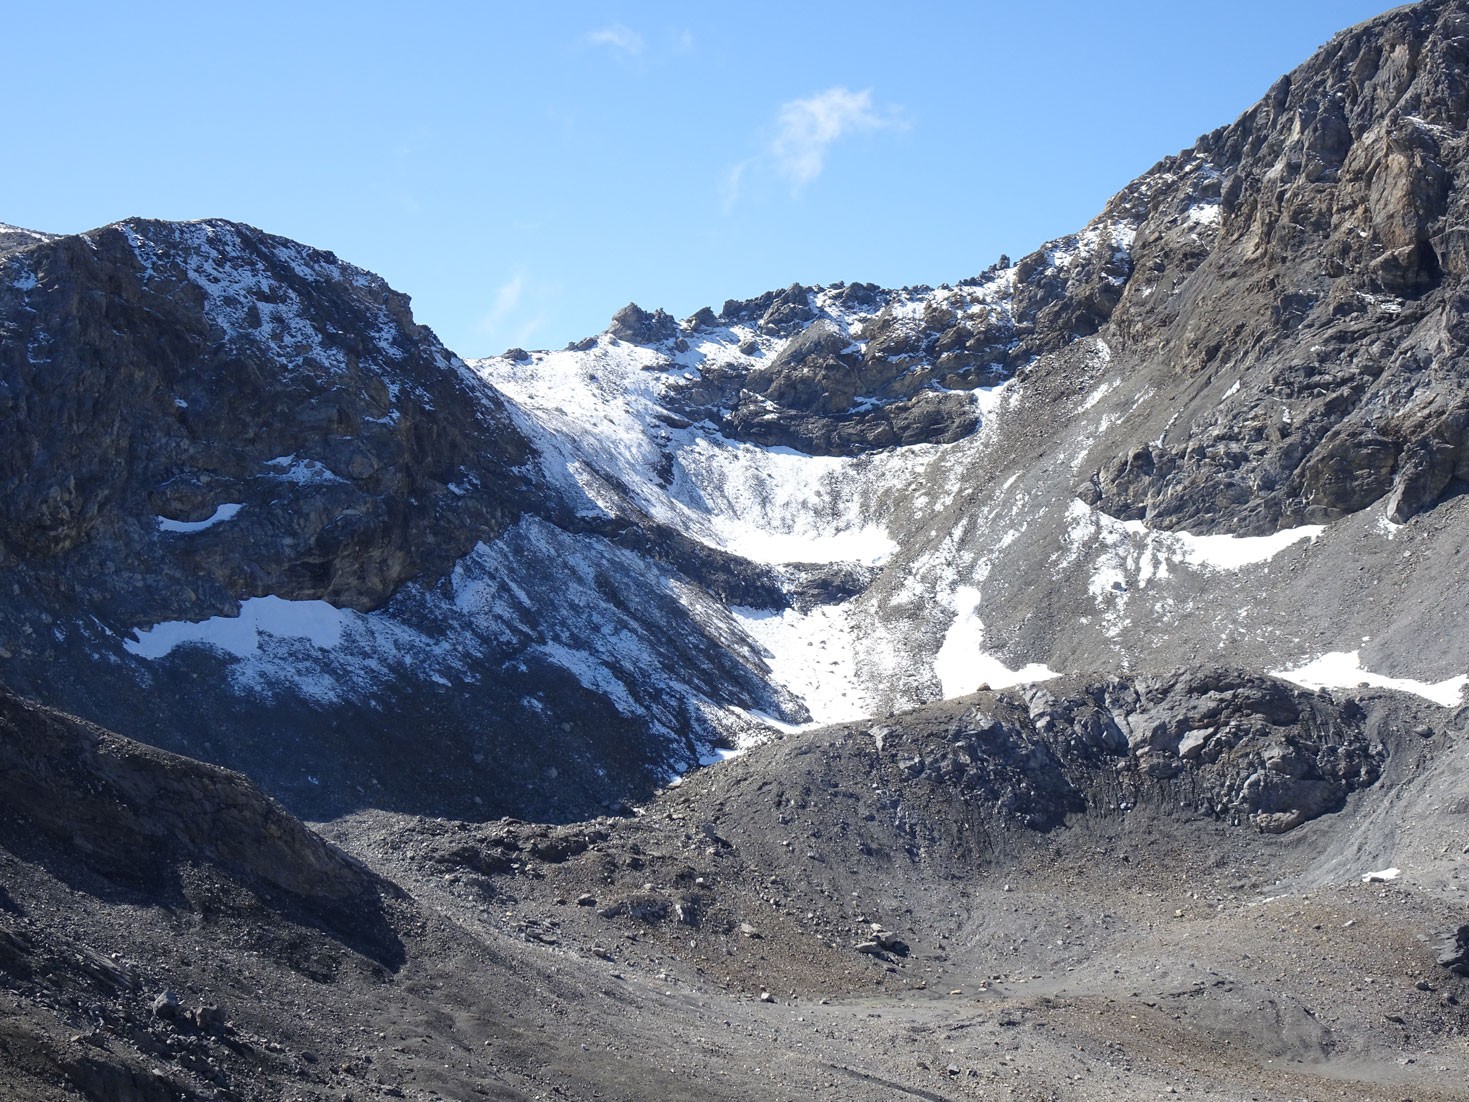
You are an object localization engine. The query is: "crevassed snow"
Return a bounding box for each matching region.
[157,503,243,533]
[125,595,346,659]
[710,523,894,566]
[933,586,1059,698]
[1270,650,1468,708]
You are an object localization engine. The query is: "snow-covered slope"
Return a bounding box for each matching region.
[473,106,1469,729]
[472,284,1035,728]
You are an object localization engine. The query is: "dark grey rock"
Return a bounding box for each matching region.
[1439,925,1469,976]
[685,306,719,330]
[609,303,678,345]
[1076,1,1469,534]
[150,991,181,1021]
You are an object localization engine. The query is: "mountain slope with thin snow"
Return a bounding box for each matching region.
[2,3,1469,826]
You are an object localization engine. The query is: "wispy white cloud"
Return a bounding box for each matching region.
[720,158,753,214]
[770,87,901,190]
[478,270,551,351]
[721,86,905,209]
[585,23,645,58]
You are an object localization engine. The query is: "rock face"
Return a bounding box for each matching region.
[1078,0,1469,534]
[0,219,532,620]
[844,667,1388,839]
[1019,669,1384,834]
[590,2,1469,529]
[1441,924,1469,976]
[607,222,1137,457]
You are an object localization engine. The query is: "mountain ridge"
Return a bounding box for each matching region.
[0,1,1466,818]
[6,3,1469,1099]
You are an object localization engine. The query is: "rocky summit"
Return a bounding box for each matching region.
[3,2,1469,1100]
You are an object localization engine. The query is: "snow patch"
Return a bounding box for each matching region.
[1270,650,1468,708]
[265,454,347,484]
[124,596,347,659]
[733,604,873,726]
[1186,201,1222,228]
[1079,377,1120,412]
[933,586,1059,698]
[1167,522,1323,570]
[157,503,243,533]
[1066,500,1321,579]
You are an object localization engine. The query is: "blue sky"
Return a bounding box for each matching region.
[7,1,1394,357]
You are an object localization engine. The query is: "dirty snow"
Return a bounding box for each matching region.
[1362,867,1402,883]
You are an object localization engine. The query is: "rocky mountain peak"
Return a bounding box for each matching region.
[0,217,535,619]
[1082,0,1469,535]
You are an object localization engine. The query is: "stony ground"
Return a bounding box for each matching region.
[1,678,1467,1100]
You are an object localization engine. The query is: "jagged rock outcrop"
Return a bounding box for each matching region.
[1440,924,1469,976]
[606,217,1143,456]
[609,302,678,345]
[847,668,1387,838]
[1021,668,1385,833]
[1080,0,1469,533]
